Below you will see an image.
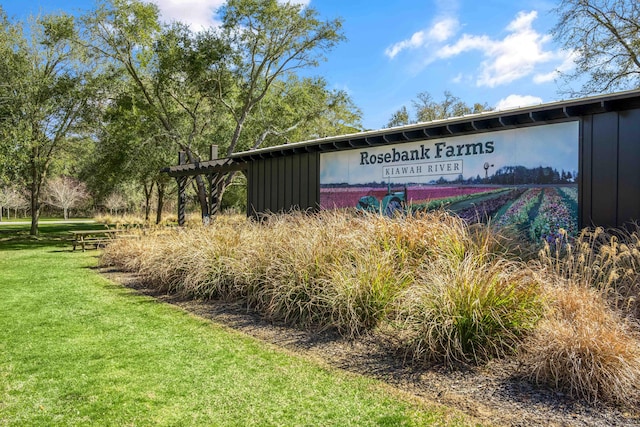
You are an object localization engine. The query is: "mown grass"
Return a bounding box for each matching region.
[0,223,471,426]
[102,211,640,407]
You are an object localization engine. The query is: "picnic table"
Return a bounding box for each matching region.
[70,229,129,251]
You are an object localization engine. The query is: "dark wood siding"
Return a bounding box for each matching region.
[246,152,320,216]
[617,109,640,225]
[245,108,640,229]
[580,108,640,228]
[591,112,618,227]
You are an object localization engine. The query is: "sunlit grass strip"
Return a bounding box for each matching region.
[0,225,470,426]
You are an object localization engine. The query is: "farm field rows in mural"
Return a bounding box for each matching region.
[320,122,580,244]
[320,184,579,243]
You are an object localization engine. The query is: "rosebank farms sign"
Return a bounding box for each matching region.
[319,121,580,242]
[321,121,578,186]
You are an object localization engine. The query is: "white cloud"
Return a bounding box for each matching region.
[533,50,578,83]
[151,0,224,30]
[385,31,426,59]
[150,0,311,31]
[438,33,491,57]
[436,11,562,88]
[278,0,311,6]
[495,94,543,110]
[427,17,459,42]
[385,17,459,59]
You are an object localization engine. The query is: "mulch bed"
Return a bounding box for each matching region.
[101,267,640,427]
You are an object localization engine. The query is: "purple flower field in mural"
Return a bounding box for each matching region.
[528,187,579,244]
[320,185,495,210]
[495,188,543,228]
[320,184,579,244]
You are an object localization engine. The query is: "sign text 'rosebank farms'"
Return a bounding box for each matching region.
[359,140,494,179]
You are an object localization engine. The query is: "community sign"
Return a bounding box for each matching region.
[320,121,579,243]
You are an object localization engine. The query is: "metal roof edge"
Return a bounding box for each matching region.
[231,89,640,160]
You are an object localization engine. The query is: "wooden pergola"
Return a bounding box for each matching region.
[163,147,247,225]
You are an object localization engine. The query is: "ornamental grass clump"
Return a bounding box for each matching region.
[324,244,413,336]
[395,255,544,366]
[538,225,640,320]
[519,284,640,406]
[101,210,538,341]
[232,211,415,335]
[240,212,351,327]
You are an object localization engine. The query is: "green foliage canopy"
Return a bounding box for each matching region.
[0,9,98,234]
[386,91,492,128]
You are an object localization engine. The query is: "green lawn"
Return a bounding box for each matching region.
[0,223,472,426]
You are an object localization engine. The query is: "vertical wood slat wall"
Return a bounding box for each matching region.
[247,152,320,217]
[581,109,640,228]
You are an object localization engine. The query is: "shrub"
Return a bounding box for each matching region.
[538,225,640,320]
[395,256,544,366]
[519,284,640,406]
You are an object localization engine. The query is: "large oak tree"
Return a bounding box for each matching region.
[553,0,640,94]
[386,91,492,128]
[82,0,358,221]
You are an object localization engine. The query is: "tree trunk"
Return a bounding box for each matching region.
[64,207,69,220]
[143,181,154,222]
[209,173,230,217]
[183,150,210,224]
[194,174,210,223]
[30,182,40,236]
[156,181,165,225]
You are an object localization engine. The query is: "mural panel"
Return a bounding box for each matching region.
[320,121,579,243]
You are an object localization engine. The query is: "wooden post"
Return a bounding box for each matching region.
[208,146,221,217]
[208,175,216,218]
[177,151,187,226]
[177,176,187,226]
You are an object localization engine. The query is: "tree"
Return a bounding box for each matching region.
[87,81,176,223]
[553,0,640,94]
[43,176,89,220]
[82,0,354,221]
[0,185,28,221]
[386,106,410,128]
[81,3,215,220]
[215,0,345,154]
[386,91,492,127]
[104,192,127,215]
[235,75,362,147]
[0,10,97,234]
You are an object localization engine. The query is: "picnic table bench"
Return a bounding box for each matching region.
[70,229,129,251]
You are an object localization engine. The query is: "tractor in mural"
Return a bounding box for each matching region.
[356,185,407,216]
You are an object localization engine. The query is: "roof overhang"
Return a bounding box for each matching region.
[163,157,246,177]
[163,89,640,176]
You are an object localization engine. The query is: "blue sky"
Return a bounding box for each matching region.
[2,0,578,130]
